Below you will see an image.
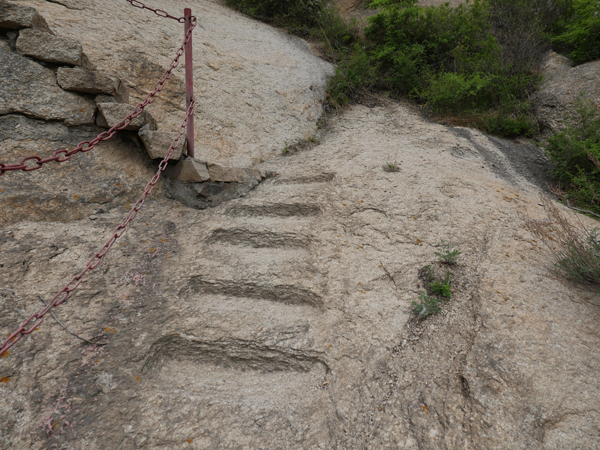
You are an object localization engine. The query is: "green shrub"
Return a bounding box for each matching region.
[551,0,600,64]
[327,44,377,106]
[483,98,539,137]
[545,96,600,215]
[429,270,452,299]
[311,4,361,56]
[366,0,499,96]
[364,0,546,137]
[412,292,442,319]
[225,0,323,26]
[434,240,462,265]
[557,227,600,284]
[486,0,569,73]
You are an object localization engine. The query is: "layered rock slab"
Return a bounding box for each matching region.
[0,1,52,32]
[57,67,128,102]
[0,40,95,125]
[16,27,87,66]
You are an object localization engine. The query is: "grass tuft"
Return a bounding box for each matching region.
[528,197,600,287]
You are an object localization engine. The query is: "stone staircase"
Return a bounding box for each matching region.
[137,166,338,447]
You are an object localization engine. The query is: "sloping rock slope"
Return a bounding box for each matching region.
[1,1,600,450]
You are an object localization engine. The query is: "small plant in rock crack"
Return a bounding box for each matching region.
[435,240,462,264]
[429,269,452,299]
[383,161,401,172]
[281,140,292,155]
[423,264,435,281]
[412,292,442,320]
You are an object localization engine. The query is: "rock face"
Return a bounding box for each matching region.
[531,51,600,132]
[2,99,600,449]
[0,40,95,125]
[2,1,600,449]
[13,0,334,167]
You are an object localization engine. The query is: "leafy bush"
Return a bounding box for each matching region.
[327,44,377,107]
[311,4,361,56]
[551,0,600,64]
[483,98,539,137]
[363,0,549,136]
[486,0,569,74]
[545,96,600,215]
[366,0,499,96]
[226,0,595,139]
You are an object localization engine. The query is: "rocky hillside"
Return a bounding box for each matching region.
[1,1,599,449]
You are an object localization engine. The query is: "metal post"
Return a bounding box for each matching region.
[184,8,194,158]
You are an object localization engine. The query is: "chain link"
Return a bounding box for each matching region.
[0,11,196,177]
[0,99,195,357]
[125,0,186,23]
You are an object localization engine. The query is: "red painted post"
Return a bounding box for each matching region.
[184,8,195,158]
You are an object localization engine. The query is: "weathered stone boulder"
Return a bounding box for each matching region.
[0,1,52,33]
[57,67,128,102]
[138,124,186,160]
[96,102,157,131]
[0,40,95,125]
[165,157,210,182]
[531,51,600,132]
[16,28,87,66]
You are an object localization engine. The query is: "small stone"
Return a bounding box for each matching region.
[138,124,186,161]
[165,158,210,183]
[95,94,116,104]
[207,162,251,183]
[57,67,129,103]
[16,28,85,66]
[97,103,157,131]
[92,208,104,215]
[89,215,98,220]
[0,3,53,33]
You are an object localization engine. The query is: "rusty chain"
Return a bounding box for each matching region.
[125,0,186,23]
[0,98,195,357]
[0,6,196,176]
